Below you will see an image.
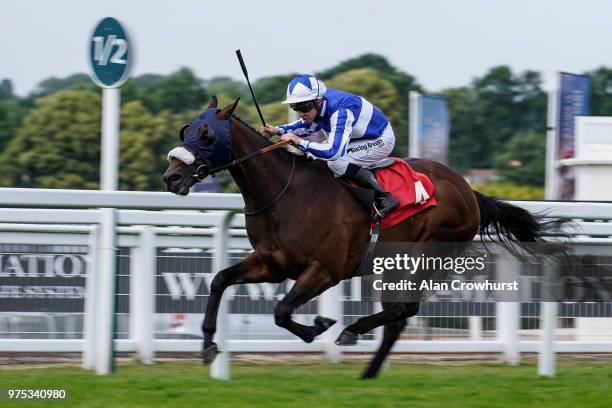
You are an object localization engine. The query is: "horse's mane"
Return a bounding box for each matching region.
[229,114,330,173]
[231,115,274,146]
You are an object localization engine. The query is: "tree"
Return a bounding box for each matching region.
[0,79,16,101]
[207,77,251,100]
[120,101,172,191]
[131,73,166,89]
[252,73,299,105]
[474,66,546,158]
[327,68,398,120]
[317,53,422,97]
[440,86,480,172]
[22,74,97,107]
[0,90,101,188]
[442,66,547,171]
[141,68,208,114]
[513,70,547,133]
[588,66,612,116]
[472,181,544,200]
[0,90,177,191]
[238,99,290,129]
[0,100,26,152]
[471,66,520,167]
[492,130,545,186]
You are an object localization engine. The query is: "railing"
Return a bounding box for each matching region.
[0,188,611,379]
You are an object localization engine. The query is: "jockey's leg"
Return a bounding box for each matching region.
[327,124,399,218]
[202,253,281,364]
[274,261,337,343]
[341,163,399,218]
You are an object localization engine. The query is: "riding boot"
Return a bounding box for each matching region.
[343,165,400,218]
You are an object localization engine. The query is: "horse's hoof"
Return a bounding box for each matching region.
[202,343,219,365]
[314,316,337,331]
[335,329,358,346]
[360,372,378,380]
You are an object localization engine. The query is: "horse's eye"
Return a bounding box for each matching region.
[203,126,217,145]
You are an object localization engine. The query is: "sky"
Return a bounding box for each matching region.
[1,0,611,96]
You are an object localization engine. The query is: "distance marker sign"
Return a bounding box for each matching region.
[88,17,132,88]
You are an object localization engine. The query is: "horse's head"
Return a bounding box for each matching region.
[163,96,239,195]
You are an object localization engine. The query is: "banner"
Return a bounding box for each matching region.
[558,73,590,161]
[411,94,450,164]
[3,245,612,320]
[552,73,590,199]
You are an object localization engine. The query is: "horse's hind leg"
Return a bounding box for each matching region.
[361,317,407,379]
[274,261,337,343]
[336,302,419,346]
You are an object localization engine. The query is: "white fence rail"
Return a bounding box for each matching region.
[1,188,612,379]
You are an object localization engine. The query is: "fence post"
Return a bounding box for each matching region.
[538,302,557,377]
[319,283,343,362]
[96,207,117,374]
[469,316,482,341]
[130,226,155,364]
[496,253,520,365]
[497,303,520,365]
[82,225,99,370]
[210,211,235,380]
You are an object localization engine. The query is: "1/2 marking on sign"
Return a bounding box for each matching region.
[92,35,128,66]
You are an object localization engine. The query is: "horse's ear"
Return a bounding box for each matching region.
[208,95,218,109]
[179,124,190,142]
[217,98,240,120]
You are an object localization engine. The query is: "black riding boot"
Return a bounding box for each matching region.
[343,164,400,218]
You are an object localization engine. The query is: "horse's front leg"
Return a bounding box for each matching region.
[202,253,280,364]
[274,260,338,343]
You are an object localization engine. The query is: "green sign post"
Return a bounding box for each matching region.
[89,17,132,88]
[86,17,133,376]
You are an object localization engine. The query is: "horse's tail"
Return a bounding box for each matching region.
[473,190,569,255]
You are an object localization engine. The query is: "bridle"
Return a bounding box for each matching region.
[181,139,296,216]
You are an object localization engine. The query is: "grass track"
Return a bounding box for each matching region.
[1,361,612,407]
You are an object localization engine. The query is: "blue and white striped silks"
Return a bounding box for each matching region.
[278,89,390,160]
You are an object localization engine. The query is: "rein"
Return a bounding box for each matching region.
[190,139,296,216]
[195,139,291,179]
[244,154,295,216]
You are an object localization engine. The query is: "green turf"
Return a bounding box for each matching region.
[1,361,612,407]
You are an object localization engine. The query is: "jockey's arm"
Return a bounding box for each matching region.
[278,120,319,136]
[297,109,353,161]
[262,120,319,137]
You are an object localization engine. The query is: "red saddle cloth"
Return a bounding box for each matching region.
[374,158,437,229]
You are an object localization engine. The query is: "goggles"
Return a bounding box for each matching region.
[289,100,316,113]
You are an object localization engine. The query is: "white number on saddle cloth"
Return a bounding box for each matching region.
[414,180,430,204]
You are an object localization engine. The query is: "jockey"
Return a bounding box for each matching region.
[261,74,400,218]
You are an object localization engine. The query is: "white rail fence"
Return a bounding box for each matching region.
[0,188,611,379]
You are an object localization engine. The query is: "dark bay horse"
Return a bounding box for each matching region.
[163,97,557,379]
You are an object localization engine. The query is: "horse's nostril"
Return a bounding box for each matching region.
[168,174,181,184]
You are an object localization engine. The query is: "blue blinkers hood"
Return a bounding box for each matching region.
[183,108,232,169]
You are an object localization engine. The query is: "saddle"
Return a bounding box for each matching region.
[343,157,437,277]
[342,158,436,228]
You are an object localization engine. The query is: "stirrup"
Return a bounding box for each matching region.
[372,203,384,221]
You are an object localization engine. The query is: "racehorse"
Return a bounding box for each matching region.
[163,96,559,379]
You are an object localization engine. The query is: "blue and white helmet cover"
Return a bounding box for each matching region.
[283,74,327,104]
